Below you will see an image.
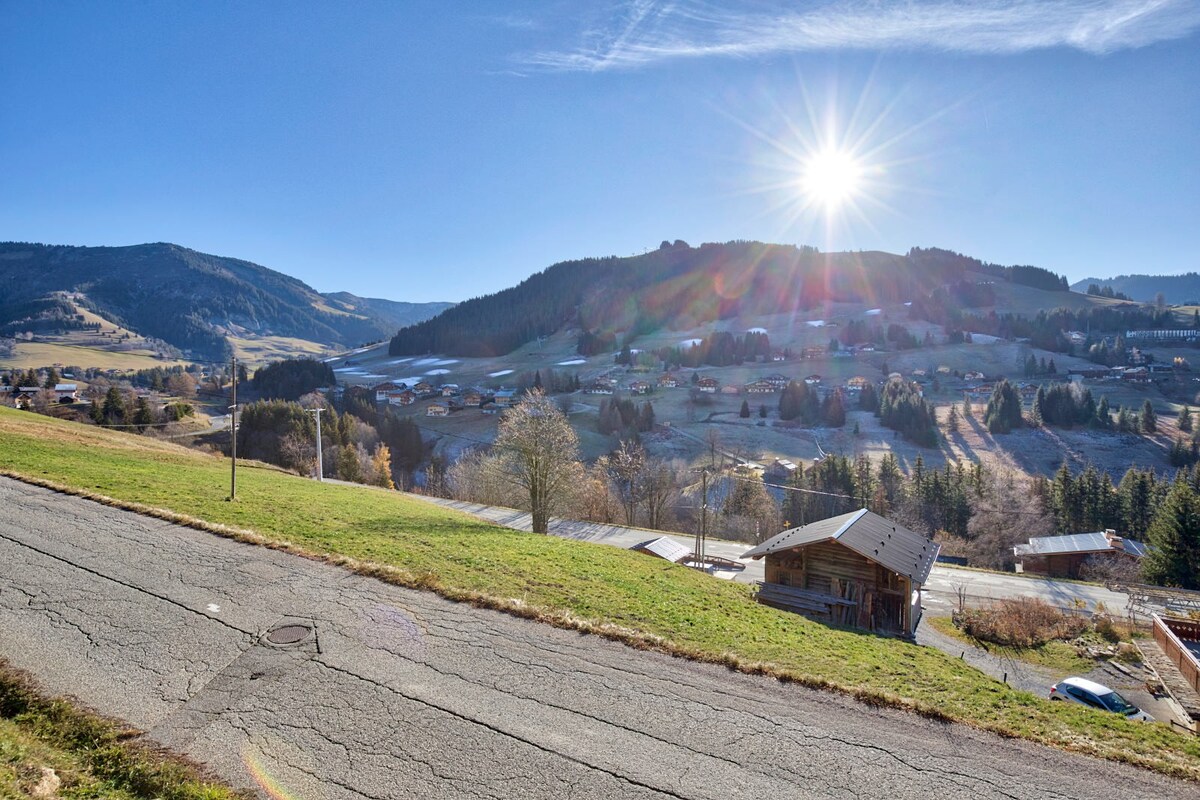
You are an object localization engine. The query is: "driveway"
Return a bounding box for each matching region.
[0,477,1186,799]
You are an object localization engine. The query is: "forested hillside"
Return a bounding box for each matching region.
[389,242,1070,357]
[0,242,447,360]
[1072,273,1200,304]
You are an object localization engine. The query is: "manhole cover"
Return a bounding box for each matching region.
[265,624,312,646]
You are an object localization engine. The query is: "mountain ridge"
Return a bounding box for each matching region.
[1071,273,1200,304]
[0,241,451,361]
[389,241,1073,358]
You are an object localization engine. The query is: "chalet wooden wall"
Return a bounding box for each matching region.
[764,540,909,632]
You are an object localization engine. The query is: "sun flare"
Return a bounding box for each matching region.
[800,148,862,210]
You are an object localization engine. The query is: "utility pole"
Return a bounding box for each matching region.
[692,468,708,571]
[309,406,324,481]
[229,356,237,501]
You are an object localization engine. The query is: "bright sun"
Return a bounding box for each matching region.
[801,148,863,210]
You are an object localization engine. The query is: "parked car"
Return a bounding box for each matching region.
[1049,677,1154,722]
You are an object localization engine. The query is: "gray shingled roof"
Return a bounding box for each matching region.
[742,508,940,585]
[1014,532,1149,559]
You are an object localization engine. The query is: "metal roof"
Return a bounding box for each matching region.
[741,509,940,585]
[632,537,691,563]
[1013,532,1150,558]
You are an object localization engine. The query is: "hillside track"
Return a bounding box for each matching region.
[0,477,1186,799]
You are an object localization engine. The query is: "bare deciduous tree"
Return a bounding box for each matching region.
[494,390,583,533]
[965,468,1054,570]
[575,457,622,523]
[166,372,197,400]
[608,439,645,525]
[640,459,678,531]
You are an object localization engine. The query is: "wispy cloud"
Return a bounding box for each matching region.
[521,0,1200,72]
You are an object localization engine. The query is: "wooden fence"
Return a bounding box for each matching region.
[1154,615,1200,696]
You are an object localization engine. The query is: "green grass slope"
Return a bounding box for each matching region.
[0,406,1197,780]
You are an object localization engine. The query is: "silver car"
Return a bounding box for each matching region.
[1049,676,1154,722]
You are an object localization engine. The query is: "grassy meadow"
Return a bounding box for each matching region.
[0,406,1198,780]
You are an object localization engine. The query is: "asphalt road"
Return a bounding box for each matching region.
[0,477,1187,799]
[415,497,1137,614]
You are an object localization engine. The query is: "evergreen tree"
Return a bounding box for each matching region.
[1140,399,1157,434]
[1094,395,1112,429]
[857,381,878,412]
[132,396,153,433]
[102,386,127,424]
[821,390,846,427]
[638,401,656,431]
[947,404,959,433]
[1179,405,1193,433]
[336,444,363,483]
[983,380,1022,434]
[758,404,768,419]
[1143,479,1200,589]
[1119,467,1156,538]
[43,367,60,389]
[739,399,751,418]
[1031,386,1046,426]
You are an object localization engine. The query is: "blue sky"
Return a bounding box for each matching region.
[2,1,1198,302]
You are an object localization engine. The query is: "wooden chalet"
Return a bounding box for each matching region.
[440,383,460,396]
[743,509,939,637]
[762,374,790,390]
[845,376,871,391]
[744,379,775,394]
[426,402,450,417]
[413,381,436,395]
[696,377,719,393]
[373,382,403,402]
[493,388,518,407]
[1013,530,1149,579]
[657,373,680,389]
[964,384,993,402]
[13,387,39,410]
[387,390,417,406]
[628,380,651,395]
[53,383,78,402]
[1122,366,1151,383]
[463,390,485,407]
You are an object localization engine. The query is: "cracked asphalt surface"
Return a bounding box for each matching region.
[0,477,1187,799]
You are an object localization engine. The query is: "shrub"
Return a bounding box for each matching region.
[955,598,1087,647]
[1093,614,1123,644]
